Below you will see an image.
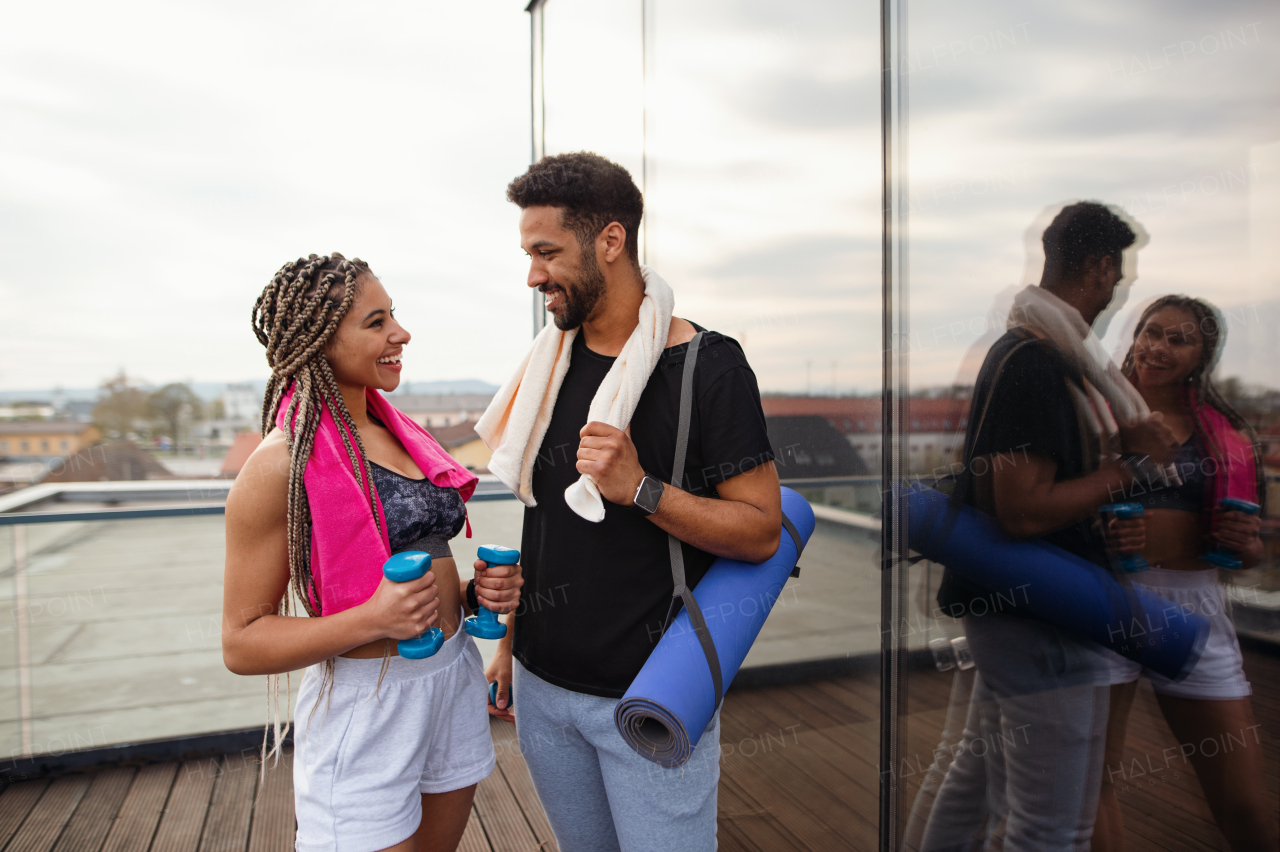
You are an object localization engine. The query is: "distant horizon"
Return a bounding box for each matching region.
[0,379,907,404]
[5,371,1280,406]
[0,378,505,405]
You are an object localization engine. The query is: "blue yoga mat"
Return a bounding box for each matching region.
[904,483,1209,682]
[615,487,816,768]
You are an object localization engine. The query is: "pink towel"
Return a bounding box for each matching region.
[276,386,478,616]
[1193,390,1258,507]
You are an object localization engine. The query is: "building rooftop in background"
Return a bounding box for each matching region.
[396,394,494,429]
[396,394,494,413]
[220,431,263,477]
[426,419,491,472]
[44,440,172,483]
[0,421,99,437]
[767,415,868,478]
[0,421,101,462]
[760,396,969,434]
[426,419,482,450]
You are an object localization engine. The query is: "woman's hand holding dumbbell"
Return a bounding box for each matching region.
[1210,505,1261,552]
[471,556,524,614]
[365,567,440,641]
[1100,503,1148,573]
[1104,514,1146,554]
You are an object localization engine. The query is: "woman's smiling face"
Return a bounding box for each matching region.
[325,275,411,393]
[1132,305,1205,389]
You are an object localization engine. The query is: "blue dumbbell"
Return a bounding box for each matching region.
[382,551,445,659]
[465,545,519,640]
[1202,498,1261,570]
[489,681,513,709]
[1099,503,1149,573]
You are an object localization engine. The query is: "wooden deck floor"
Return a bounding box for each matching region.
[0,650,1275,851]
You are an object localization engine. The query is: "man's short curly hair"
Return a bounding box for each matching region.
[507,152,644,264]
[1042,201,1137,278]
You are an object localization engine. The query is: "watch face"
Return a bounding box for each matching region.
[636,475,664,513]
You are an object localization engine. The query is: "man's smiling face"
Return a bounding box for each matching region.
[520,205,606,331]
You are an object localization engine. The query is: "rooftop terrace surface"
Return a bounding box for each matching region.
[0,648,1276,851]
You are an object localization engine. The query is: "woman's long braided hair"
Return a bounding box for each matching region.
[1120,294,1266,512]
[251,253,385,759]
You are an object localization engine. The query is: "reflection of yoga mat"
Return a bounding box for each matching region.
[616,487,815,768]
[905,483,1208,681]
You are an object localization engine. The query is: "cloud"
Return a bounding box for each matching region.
[2,0,1277,399]
[0,1,535,391]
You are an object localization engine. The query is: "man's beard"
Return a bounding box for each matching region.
[551,247,607,331]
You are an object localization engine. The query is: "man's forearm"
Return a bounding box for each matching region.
[572,421,781,562]
[996,460,1131,539]
[648,482,780,563]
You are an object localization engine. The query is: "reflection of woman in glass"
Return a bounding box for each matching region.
[222,254,523,852]
[1094,296,1275,852]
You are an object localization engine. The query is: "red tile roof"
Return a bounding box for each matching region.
[221,431,263,476]
[760,396,970,434]
[427,420,482,450]
[0,422,97,436]
[44,440,173,482]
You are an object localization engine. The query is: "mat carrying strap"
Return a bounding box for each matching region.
[664,331,805,711]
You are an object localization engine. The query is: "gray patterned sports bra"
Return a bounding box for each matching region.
[368,462,466,558]
[1133,437,1206,513]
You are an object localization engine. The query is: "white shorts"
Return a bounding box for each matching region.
[1107,567,1251,699]
[293,624,495,852]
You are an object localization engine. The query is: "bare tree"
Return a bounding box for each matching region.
[92,372,152,439]
[149,383,204,454]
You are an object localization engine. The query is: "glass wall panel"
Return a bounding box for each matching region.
[646,0,882,667]
[0,500,522,764]
[541,1,646,191]
[896,1,1280,850]
[539,1,884,848]
[0,514,243,761]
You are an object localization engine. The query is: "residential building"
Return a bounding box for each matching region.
[220,383,262,421]
[766,415,868,480]
[0,422,102,459]
[0,402,56,420]
[44,440,173,482]
[221,431,263,477]
[760,396,970,475]
[427,420,491,472]
[395,394,494,429]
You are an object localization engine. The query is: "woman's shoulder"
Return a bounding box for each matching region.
[227,429,291,518]
[247,428,290,472]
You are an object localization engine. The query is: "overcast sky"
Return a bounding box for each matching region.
[0,1,534,393]
[529,0,1280,393]
[2,0,1277,396]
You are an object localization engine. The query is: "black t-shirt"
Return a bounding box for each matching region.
[515,324,774,697]
[937,329,1108,618]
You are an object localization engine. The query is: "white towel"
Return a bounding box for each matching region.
[475,265,675,522]
[1007,284,1149,453]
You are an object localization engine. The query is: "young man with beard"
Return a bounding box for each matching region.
[478,152,781,851]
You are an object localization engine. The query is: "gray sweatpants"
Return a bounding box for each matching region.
[512,659,720,852]
[918,613,1111,852]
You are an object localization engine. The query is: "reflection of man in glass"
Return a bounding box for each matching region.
[917,202,1179,851]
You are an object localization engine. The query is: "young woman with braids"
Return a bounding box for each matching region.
[221,254,523,852]
[1092,295,1275,852]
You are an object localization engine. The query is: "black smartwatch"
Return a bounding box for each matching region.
[466,578,479,613]
[632,473,665,516]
